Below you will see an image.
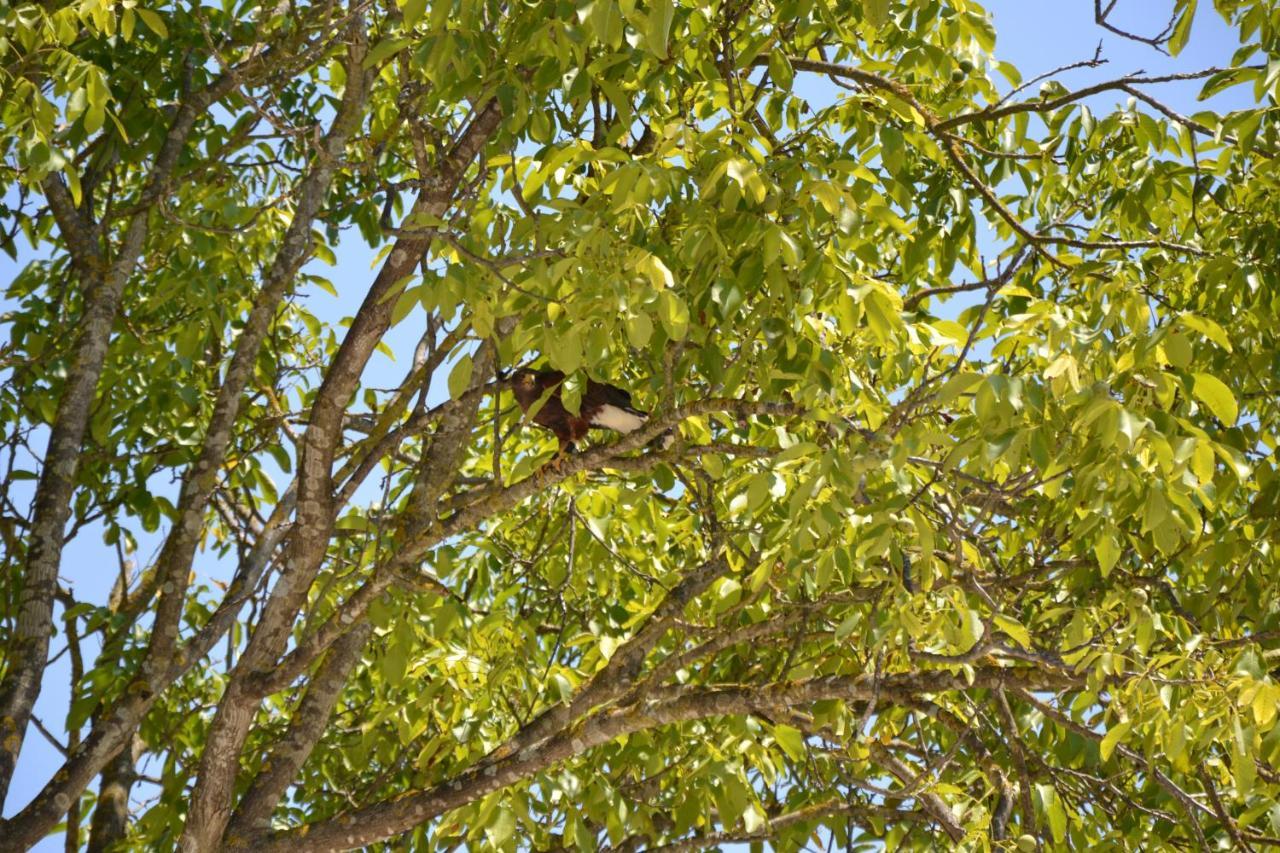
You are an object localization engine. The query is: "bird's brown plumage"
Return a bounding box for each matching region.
[509,368,650,456]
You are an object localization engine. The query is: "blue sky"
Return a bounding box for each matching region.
[0,1,1257,847]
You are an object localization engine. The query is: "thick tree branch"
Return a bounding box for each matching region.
[0,55,236,811]
[180,95,504,852]
[255,667,1078,850]
[225,623,372,842]
[0,18,368,848]
[85,736,143,853]
[143,10,374,681]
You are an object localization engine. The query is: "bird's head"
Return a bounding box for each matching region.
[509,367,538,391]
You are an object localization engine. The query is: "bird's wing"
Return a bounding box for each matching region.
[533,403,578,447]
[536,369,567,389]
[584,379,636,409]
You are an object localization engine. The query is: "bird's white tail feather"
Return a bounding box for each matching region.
[591,404,648,433]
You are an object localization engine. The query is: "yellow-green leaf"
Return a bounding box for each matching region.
[363,37,411,69]
[994,614,1031,649]
[1168,0,1197,56]
[647,0,674,58]
[625,312,653,348]
[1192,372,1238,426]
[136,8,168,37]
[773,724,806,762]
[1100,720,1132,762]
[1094,532,1120,577]
[400,0,426,26]
[863,0,890,28]
[447,354,474,400]
[658,291,689,340]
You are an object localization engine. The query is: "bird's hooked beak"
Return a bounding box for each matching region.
[496,366,527,390]
[499,365,539,390]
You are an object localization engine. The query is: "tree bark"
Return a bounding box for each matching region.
[0,83,217,803]
[86,735,143,853]
[178,78,503,853]
[224,624,371,843]
[0,15,348,847]
[143,11,373,680]
[253,667,1077,851]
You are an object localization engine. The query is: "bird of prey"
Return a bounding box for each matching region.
[508,367,662,459]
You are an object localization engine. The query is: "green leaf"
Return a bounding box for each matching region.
[400,0,426,26]
[658,291,689,340]
[1235,650,1263,678]
[89,408,111,446]
[1179,313,1231,351]
[776,442,819,463]
[647,0,675,59]
[136,8,168,37]
[993,614,1031,649]
[447,354,474,400]
[714,577,742,613]
[523,144,581,201]
[863,290,900,345]
[834,612,859,641]
[1094,532,1120,577]
[391,285,421,328]
[863,0,890,28]
[84,103,105,135]
[768,51,794,90]
[1099,720,1132,762]
[772,724,806,761]
[713,773,750,828]
[935,372,982,406]
[589,0,624,48]
[1191,440,1216,483]
[1192,372,1238,426]
[63,164,83,207]
[1234,716,1255,799]
[1142,486,1169,534]
[746,472,771,512]
[1168,0,1197,56]
[363,37,411,69]
[1162,331,1192,368]
[639,252,674,289]
[547,326,583,373]
[625,312,653,348]
[66,87,87,124]
[380,638,409,688]
[484,807,517,847]
[1035,783,1068,843]
[561,372,583,415]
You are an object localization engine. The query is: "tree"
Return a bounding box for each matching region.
[1,0,1278,848]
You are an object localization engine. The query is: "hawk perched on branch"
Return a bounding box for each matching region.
[509,368,664,458]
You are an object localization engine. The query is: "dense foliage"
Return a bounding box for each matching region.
[2,0,1279,849]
